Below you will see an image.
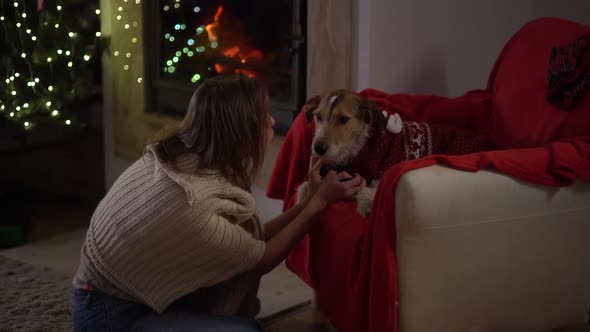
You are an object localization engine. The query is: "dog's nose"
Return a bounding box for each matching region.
[314,142,328,156]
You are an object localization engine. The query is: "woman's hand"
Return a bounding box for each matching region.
[313,169,364,206]
[306,156,329,200]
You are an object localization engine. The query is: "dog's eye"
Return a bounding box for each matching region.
[339,116,350,124]
[315,114,322,122]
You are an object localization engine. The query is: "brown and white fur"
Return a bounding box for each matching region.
[296,89,403,218]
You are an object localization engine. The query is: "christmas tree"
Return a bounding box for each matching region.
[0,0,103,145]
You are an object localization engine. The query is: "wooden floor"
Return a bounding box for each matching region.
[262,305,335,331]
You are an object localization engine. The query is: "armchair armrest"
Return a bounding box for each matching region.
[394,165,590,332]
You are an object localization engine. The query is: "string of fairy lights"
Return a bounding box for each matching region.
[0,0,102,131]
[112,0,143,84]
[157,0,260,84]
[112,0,262,88]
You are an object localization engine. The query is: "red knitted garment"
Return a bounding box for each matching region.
[348,121,489,183]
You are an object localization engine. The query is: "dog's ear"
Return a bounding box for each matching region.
[360,98,387,133]
[303,95,321,123]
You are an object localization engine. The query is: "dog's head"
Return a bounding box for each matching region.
[303,89,387,165]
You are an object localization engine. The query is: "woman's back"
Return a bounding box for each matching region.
[73,146,265,314]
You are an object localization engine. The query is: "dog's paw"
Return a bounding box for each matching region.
[356,186,377,218]
[296,181,310,204]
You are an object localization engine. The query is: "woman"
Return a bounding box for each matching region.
[72,75,364,331]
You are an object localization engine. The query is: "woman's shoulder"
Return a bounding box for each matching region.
[143,144,254,208]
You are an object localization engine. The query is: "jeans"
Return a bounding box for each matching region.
[73,289,263,332]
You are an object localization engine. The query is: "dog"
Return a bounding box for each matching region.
[296,89,489,218]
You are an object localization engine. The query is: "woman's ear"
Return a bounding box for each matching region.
[303,95,321,123]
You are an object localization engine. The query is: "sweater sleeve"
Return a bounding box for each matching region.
[195,210,266,281]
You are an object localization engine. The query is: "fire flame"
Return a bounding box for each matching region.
[204,4,265,78]
[205,5,223,42]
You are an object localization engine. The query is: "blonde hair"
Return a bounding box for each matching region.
[155,75,271,189]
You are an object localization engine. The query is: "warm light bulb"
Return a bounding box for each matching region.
[47,57,52,62]
[35,78,40,83]
[174,3,180,9]
[124,65,129,70]
[16,22,21,28]
[133,21,138,27]
[24,121,30,127]
[14,73,19,77]
[31,36,37,41]
[126,53,131,58]
[114,51,120,56]
[10,76,14,81]
[125,24,130,29]
[136,0,141,4]
[23,103,28,108]
[55,24,59,28]
[68,62,73,67]
[194,6,200,13]
[118,6,123,11]
[48,86,54,91]
[21,53,26,58]
[0,16,4,21]
[96,32,101,37]
[57,5,62,10]
[65,120,71,125]
[57,49,63,54]
[117,15,121,20]
[11,91,16,95]
[26,29,31,34]
[132,37,137,43]
[84,55,91,61]
[163,5,170,11]
[16,106,21,111]
[52,110,59,116]
[13,2,18,7]
[95,9,101,15]
[10,112,15,117]
[65,51,71,56]
[46,101,52,107]
[22,13,27,18]
[0,105,4,110]
[4,79,9,84]
[137,77,143,83]
[69,32,75,38]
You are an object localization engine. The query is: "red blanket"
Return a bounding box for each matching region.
[266,18,590,332]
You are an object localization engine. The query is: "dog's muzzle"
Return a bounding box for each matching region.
[314,141,328,156]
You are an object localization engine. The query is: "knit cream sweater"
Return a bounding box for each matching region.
[73,145,266,314]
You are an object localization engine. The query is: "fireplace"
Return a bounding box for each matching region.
[145,0,306,133]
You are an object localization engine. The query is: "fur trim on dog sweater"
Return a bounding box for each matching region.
[73,145,265,315]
